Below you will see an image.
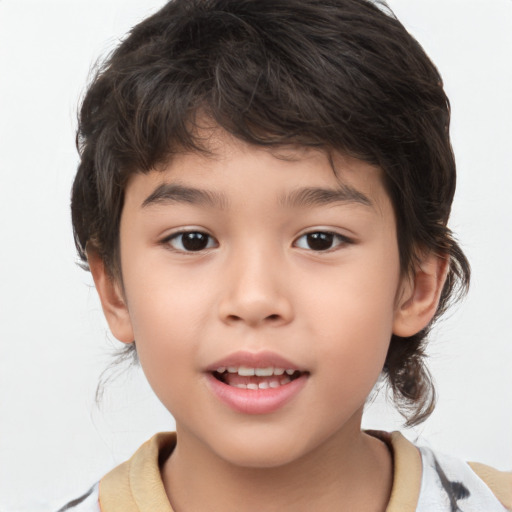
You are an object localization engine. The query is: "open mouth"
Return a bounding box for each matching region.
[212,366,305,390]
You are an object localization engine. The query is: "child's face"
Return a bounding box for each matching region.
[103,130,412,468]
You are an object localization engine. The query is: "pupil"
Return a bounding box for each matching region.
[182,232,208,251]
[307,232,333,251]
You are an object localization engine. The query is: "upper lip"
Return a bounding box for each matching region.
[206,350,304,373]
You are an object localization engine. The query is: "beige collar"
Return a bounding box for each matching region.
[369,431,423,512]
[99,431,423,512]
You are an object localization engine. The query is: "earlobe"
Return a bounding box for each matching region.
[393,252,449,338]
[87,248,135,344]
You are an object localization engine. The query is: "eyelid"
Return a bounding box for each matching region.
[293,229,354,251]
[161,228,218,253]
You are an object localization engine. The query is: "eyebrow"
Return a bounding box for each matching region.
[280,185,373,209]
[142,183,228,209]
[142,182,372,210]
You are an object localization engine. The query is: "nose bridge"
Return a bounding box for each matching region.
[218,239,293,327]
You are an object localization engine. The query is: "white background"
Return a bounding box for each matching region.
[0,1,511,511]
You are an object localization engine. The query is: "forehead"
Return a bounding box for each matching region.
[124,131,391,216]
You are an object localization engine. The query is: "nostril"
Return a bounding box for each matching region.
[266,314,280,321]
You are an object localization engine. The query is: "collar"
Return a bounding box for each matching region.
[99,431,422,512]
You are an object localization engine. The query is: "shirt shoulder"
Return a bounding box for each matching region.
[416,445,511,512]
[55,483,100,512]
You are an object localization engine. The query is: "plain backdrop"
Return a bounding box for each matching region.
[0,1,511,510]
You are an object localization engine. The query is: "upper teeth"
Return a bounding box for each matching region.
[216,366,296,376]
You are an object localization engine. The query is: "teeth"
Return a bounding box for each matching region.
[238,366,255,376]
[233,379,292,390]
[216,366,297,376]
[235,379,292,390]
[255,367,273,377]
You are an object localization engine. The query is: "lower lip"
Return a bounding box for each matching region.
[206,373,308,415]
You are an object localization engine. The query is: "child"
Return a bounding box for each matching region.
[61,0,511,510]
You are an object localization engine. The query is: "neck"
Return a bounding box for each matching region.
[162,420,392,512]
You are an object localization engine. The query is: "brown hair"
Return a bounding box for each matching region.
[72,0,470,426]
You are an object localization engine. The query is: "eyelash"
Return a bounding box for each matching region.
[162,230,352,253]
[293,231,352,252]
[163,231,218,252]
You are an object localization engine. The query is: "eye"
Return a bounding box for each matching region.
[294,231,350,251]
[165,231,217,252]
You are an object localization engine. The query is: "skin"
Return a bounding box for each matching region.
[90,129,447,512]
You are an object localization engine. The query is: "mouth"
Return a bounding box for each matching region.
[212,366,305,390]
[206,351,309,414]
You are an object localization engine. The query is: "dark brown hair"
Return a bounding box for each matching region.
[72,0,470,426]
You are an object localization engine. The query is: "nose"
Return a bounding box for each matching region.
[217,247,294,328]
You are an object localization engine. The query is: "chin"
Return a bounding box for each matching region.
[208,428,316,470]
[219,447,303,470]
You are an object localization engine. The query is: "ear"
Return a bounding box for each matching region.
[393,252,449,337]
[87,248,134,344]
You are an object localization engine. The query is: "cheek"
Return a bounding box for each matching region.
[122,266,213,393]
[124,249,215,336]
[314,307,392,387]
[302,249,399,330]
[309,301,393,416]
[128,299,202,415]
[300,248,400,380]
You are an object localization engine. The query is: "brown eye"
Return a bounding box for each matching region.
[294,232,349,251]
[167,231,217,252]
